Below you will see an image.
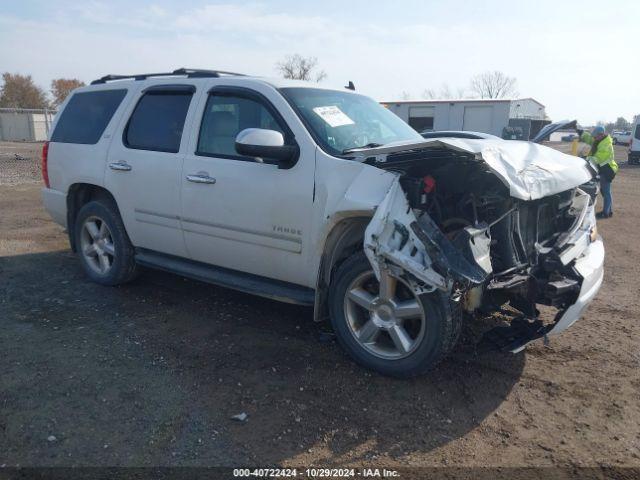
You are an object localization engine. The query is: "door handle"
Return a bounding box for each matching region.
[109,161,132,172]
[186,173,217,184]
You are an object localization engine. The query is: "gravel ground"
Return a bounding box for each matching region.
[0,142,638,473]
[0,141,42,186]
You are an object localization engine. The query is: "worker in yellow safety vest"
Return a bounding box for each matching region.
[578,125,618,219]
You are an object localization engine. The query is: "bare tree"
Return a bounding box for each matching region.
[469,70,518,99]
[0,73,49,108]
[422,83,467,100]
[439,84,452,99]
[421,88,437,99]
[276,54,327,82]
[51,78,85,107]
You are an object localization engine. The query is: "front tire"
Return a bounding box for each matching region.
[329,252,461,378]
[74,200,138,286]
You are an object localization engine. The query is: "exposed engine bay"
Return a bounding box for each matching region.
[362,144,601,352]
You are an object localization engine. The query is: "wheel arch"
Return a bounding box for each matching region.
[66,183,121,252]
[313,215,372,322]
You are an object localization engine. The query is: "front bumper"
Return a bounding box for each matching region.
[498,236,604,353]
[547,236,604,335]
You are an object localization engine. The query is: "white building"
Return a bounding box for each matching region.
[509,98,546,120]
[381,98,546,137]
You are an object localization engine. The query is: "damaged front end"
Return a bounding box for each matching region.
[362,140,604,352]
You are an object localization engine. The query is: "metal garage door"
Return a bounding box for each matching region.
[463,106,493,133]
[408,106,435,132]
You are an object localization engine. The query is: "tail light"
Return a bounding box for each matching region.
[41,141,50,188]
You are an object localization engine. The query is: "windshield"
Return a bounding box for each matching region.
[280,87,422,155]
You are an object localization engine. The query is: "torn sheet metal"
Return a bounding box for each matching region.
[364,179,447,290]
[364,178,490,291]
[349,137,593,201]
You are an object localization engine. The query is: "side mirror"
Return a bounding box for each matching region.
[235,128,299,168]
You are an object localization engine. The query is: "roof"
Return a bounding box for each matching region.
[257,77,342,90]
[85,68,351,93]
[90,68,246,85]
[75,76,358,104]
[512,97,546,108]
[382,97,546,107]
[381,98,512,105]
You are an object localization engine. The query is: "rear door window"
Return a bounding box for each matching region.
[51,89,127,144]
[124,89,194,153]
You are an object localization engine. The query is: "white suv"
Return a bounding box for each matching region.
[42,68,605,377]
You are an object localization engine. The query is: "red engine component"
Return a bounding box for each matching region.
[423,175,436,193]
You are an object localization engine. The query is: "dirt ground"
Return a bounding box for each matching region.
[0,142,638,473]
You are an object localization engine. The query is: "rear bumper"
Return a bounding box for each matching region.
[41,187,67,228]
[547,237,604,336]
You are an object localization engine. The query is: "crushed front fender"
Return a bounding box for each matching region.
[364,178,490,292]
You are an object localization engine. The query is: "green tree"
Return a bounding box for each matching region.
[614,117,630,130]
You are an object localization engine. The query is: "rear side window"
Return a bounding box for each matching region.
[635,125,640,140]
[51,89,127,144]
[124,90,193,153]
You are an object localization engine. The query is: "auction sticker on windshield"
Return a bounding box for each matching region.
[313,106,355,127]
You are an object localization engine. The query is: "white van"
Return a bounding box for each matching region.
[629,115,640,165]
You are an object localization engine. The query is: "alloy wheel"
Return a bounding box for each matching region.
[343,269,426,360]
[80,216,115,275]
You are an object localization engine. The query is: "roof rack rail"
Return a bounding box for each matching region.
[90,68,246,85]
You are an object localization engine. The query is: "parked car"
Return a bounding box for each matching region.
[629,117,640,165]
[612,130,632,145]
[561,133,578,142]
[41,68,605,377]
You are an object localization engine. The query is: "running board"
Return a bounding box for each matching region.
[135,249,315,306]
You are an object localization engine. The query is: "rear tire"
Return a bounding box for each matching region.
[329,252,461,378]
[74,200,138,286]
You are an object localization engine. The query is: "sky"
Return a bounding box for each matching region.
[1,0,637,124]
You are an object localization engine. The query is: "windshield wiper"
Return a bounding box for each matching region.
[342,142,384,154]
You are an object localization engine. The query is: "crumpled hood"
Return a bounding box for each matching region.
[351,137,594,201]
